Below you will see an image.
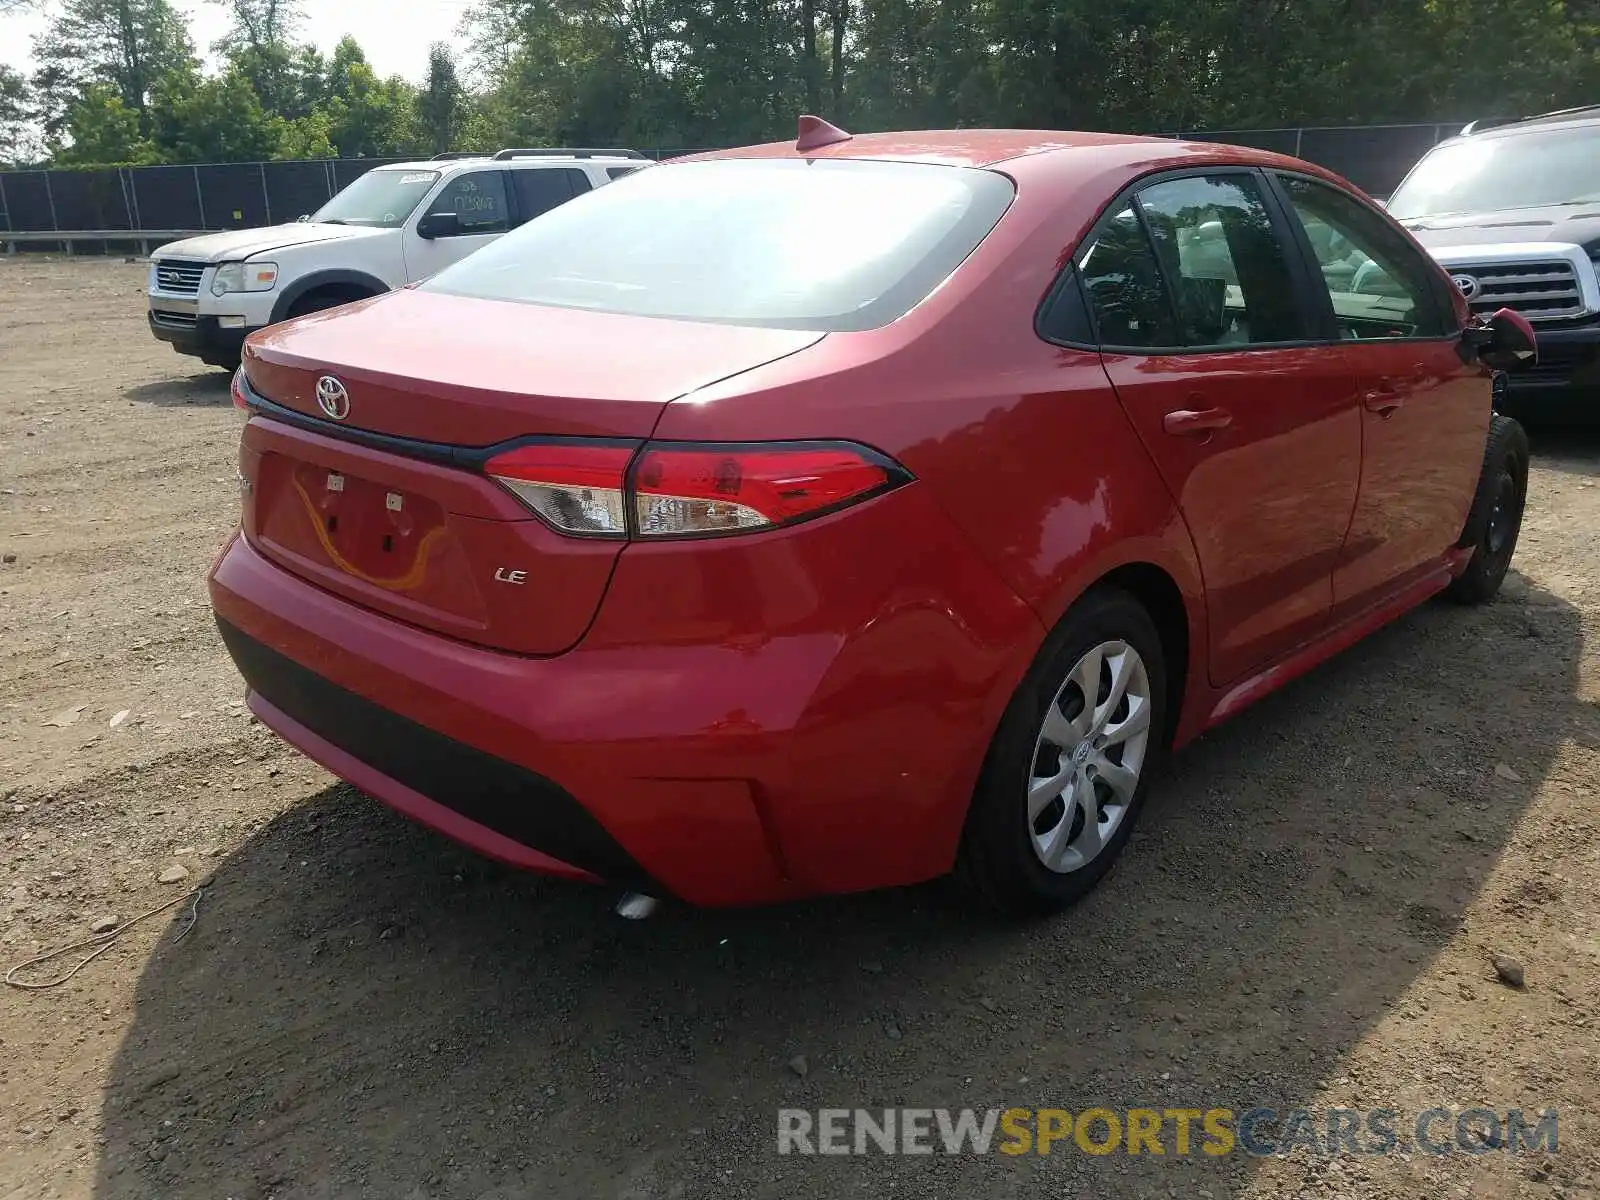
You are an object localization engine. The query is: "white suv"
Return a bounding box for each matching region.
[146,149,650,369]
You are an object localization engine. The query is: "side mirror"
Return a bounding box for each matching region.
[416,211,461,240]
[1468,306,1538,371]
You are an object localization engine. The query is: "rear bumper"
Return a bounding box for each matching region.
[148,311,258,366]
[208,489,1040,904]
[219,619,645,887]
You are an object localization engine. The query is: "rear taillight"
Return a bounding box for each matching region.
[484,440,908,539]
[485,442,634,538]
[231,369,250,411]
[633,445,895,536]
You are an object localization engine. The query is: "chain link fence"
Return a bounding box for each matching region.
[0,126,1460,239]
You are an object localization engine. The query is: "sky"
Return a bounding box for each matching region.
[0,0,474,82]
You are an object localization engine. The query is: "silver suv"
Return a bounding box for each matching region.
[1386,106,1600,412]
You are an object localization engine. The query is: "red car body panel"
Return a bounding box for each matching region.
[243,289,824,443]
[1324,339,1488,622]
[1101,345,1365,686]
[211,130,1492,904]
[240,417,625,655]
[212,476,1042,904]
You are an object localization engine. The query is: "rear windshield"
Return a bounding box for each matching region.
[420,158,1016,331]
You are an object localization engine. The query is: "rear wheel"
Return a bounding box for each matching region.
[956,587,1168,915]
[1446,413,1529,605]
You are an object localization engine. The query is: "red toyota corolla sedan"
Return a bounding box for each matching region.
[210,124,1536,913]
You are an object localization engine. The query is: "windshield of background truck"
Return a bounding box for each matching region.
[1388,127,1600,219]
[312,169,440,228]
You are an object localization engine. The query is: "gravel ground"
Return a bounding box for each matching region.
[1,257,1597,1200]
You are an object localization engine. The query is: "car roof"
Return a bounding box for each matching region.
[1501,110,1600,132]
[374,155,645,173]
[677,129,1170,169]
[1451,106,1600,143]
[675,129,1351,192]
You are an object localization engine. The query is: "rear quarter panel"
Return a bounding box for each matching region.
[653,148,1210,744]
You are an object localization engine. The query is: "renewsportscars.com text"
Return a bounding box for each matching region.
[776,1106,1558,1157]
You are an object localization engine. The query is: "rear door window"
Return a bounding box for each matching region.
[1134,173,1307,345]
[511,168,591,227]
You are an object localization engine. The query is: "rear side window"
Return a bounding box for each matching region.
[607,166,643,180]
[1276,175,1450,339]
[1037,267,1096,345]
[426,171,510,235]
[1077,204,1179,348]
[1136,174,1306,345]
[511,168,591,227]
[422,159,1016,332]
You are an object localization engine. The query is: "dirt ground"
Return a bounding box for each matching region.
[0,257,1597,1200]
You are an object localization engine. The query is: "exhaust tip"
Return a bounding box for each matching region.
[615,892,659,920]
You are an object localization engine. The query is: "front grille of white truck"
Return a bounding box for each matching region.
[153,259,207,296]
[1456,260,1586,321]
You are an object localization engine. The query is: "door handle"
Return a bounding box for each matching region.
[1363,389,1405,417]
[1162,407,1233,436]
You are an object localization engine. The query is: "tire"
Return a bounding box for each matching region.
[1446,412,1529,605]
[202,350,242,372]
[285,289,370,321]
[956,586,1169,915]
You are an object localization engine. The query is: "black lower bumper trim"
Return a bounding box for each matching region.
[1507,322,1600,393]
[148,313,254,365]
[215,618,655,888]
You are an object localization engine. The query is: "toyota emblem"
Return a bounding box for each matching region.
[1451,273,1481,300]
[316,375,350,421]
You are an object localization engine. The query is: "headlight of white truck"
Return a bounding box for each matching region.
[211,262,279,296]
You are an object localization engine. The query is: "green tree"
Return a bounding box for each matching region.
[15,0,1600,174]
[209,0,324,119]
[149,64,286,161]
[322,39,418,156]
[675,0,800,143]
[469,0,1600,145]
[31,0,196,140]
[416,42,468,154]
[323,35,370,105]
[469,0,693,147]
[277,110,336,158]
[0,64,31,165]
[54,82,158,163]
[210,0,300,47]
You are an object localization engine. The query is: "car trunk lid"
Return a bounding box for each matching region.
[238,289,823,654]
[242,288,822,442]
